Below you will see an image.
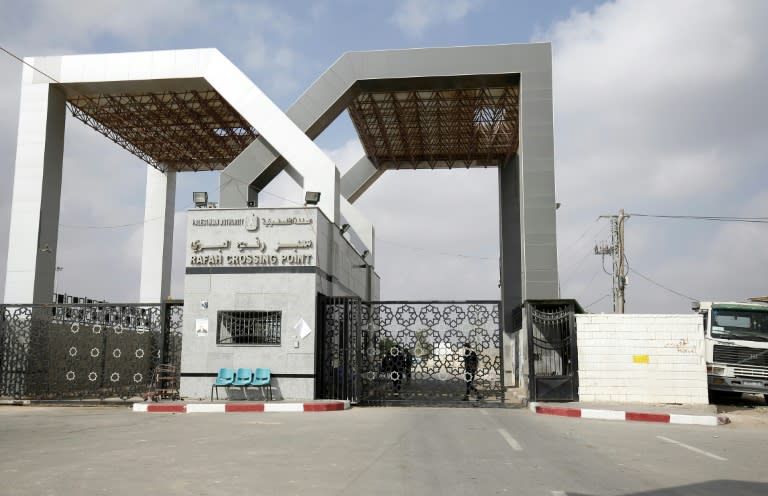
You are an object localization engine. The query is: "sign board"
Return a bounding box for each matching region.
[186,208,317,268]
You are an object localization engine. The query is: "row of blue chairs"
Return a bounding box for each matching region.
[211,367,272,401]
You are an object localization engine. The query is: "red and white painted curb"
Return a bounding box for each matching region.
[529,402,727,426]
[133,400,349,413]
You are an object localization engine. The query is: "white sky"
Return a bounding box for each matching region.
[0,0,766,312]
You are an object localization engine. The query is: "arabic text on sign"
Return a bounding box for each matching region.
[264,217,313,227]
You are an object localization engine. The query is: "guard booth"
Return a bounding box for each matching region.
[179,206,378,401]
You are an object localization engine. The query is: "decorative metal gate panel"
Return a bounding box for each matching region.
[318,298,503,405]
[361,301,503,405]
[0,302,183,400]
[527,300,579,402]
[316,295,362,403]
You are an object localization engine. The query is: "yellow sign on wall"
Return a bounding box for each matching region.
[633,354,650,364]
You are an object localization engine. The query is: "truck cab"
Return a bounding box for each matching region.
[695,301,768,401]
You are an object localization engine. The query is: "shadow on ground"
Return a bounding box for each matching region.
[570,480,768,496]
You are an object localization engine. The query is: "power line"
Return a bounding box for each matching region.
[58,171,305,230]
[560,222,607,284]
[628,267,700,302]
[0,45,62,83]
[377,238,497,261]
[628,213,768,224]
[584,293,611,310]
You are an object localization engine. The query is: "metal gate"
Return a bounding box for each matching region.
[318,297,503,405]
[0,302,183,400]
[527,300,579,401]
[316,295,362,403]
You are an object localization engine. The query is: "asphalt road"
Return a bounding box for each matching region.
[1,405,767,496]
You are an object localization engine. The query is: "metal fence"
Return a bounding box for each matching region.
[359,301,503,405]
[0,302,182,400]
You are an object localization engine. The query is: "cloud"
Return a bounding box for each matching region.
[391,0,482,37]
[547,0,768,312]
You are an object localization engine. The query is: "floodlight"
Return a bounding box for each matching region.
[304,191,321,205]
[193,191,208,207]
[340,224,350,235]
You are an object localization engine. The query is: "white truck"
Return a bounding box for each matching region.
[694,301,768,401]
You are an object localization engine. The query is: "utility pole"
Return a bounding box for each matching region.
[595,209,629,313]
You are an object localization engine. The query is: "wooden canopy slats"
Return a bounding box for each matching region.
[66,90,258,172]
[348,86,520,170]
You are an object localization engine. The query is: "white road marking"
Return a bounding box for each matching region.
[656,436,727,461]
[497,428,523,451]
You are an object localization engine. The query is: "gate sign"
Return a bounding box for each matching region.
[187,208,317,268]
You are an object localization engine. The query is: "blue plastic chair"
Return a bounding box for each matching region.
[251,368,272,401]
[210,368,235,401]
[232,368,253,398]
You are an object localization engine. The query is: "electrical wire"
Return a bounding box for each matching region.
[559,222,608,284]
[376,238,497,261]
[628,213,768,224]
[628,267,700,302]
[584,293,611,310]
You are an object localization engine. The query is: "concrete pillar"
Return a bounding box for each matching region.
[517,62,560,300]
[499,157,523,325]
[139,167,176,303]
[3,77,66,304]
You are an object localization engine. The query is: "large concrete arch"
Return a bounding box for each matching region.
[219,43,560,326]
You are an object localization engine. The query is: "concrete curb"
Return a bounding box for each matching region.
[529,402,726,426]
[132,400,350,413]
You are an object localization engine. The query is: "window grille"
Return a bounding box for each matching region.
[217,311,282,345]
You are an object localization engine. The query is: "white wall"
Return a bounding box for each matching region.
[576,314,708,404]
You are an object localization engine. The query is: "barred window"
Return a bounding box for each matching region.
[217,311,282,345]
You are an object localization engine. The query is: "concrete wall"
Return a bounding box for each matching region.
[506,313,530,393]
[180,206,373,401]
[576,314,708,404]
[182,271,318,400]
[316,212,378,300]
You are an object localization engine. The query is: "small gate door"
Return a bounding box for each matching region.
[527,300,579,402]
[316,295,362,403]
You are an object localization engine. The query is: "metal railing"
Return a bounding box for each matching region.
[0,302,182,400]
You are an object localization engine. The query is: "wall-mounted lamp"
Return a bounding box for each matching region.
[40,244,53,254]
[340,223,350,235]
[247,200,256,207]
[304,191,321,206]
[193,191,208,207]
[361,250,369,259]
[555,202,561,210]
